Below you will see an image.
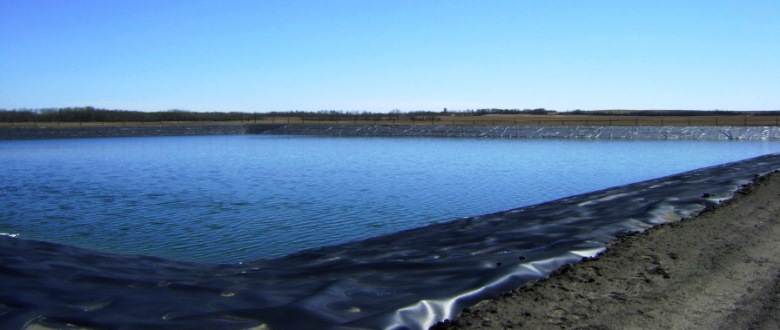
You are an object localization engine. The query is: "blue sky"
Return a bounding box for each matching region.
[1,0,778,112]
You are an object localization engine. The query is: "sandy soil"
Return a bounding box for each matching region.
[433,170,780,330]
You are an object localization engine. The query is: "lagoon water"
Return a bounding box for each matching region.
[2,135,780,263]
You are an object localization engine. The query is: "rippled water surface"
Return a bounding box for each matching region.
[2,135,779,263]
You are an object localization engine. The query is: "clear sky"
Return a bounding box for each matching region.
[1,0,778,112]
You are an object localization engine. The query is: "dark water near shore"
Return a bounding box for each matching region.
[1,135,780,263]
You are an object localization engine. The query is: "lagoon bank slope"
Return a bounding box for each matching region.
[434,170,780,330]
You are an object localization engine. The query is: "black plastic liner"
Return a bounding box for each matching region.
[2,153,779,329]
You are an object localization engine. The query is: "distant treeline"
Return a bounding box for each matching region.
[268,108,556,121]
[0,107,250,123]
[1,107,778,123]
[0,107,556,123]
[447,108,554,115]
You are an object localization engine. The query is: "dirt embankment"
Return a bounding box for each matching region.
[434,171,780,330]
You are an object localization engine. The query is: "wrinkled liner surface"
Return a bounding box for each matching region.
[2,154,779,330]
